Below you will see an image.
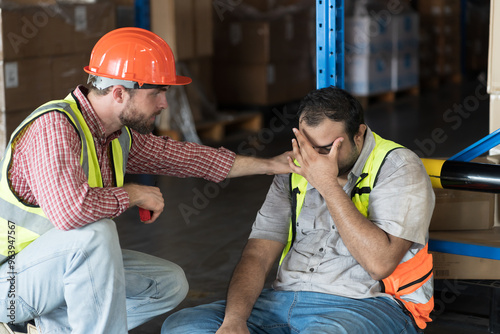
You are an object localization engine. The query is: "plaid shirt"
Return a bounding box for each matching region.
[8,86,235,230]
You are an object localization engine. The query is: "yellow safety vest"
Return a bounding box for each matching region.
[0,93,132,265]
[280,132,433,330]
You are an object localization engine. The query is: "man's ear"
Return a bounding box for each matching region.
[111,85,126,103]
[355,124,367,147]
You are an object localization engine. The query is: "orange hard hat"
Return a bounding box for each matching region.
[84,27,191,88]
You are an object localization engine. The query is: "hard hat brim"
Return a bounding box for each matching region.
[171,75,192,86]
[84,66,192,87]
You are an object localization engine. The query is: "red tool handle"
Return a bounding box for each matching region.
[139,207,152,222]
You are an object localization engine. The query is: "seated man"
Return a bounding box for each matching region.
[162,86,435,334]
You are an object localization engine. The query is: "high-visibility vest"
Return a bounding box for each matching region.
[0,93,132,265]
[280,132,434,330]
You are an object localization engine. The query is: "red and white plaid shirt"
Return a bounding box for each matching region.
[9,86,235,230]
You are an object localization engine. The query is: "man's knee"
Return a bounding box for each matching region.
[157,262,189,311]
[77,219,120,252]
[161,303,225,334]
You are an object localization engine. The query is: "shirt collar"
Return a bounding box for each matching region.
[348,126,375,183]
[73,85,121,142]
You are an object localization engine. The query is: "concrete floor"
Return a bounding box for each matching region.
[122,76,495,333]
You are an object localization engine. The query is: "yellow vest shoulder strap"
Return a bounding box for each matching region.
[351,133,403,217]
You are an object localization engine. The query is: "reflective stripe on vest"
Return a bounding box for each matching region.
[0,93,132,265]
[280,132,433,330]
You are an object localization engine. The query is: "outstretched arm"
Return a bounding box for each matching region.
[227,152,293,178]
[217,238,284,334]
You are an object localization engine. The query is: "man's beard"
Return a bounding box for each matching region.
[119,105,156,135]
[338,145,360,176]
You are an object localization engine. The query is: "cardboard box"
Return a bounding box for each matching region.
[214,62,288,105]
[7,0,96,4]
[0,52,91,113]
[431,251,500,280]
[194,0,213,57]
[418,0,462,84]
[288,56,314,102]
[69,3,116,54]
[0,57,52,113]
[51,53,89,98]
[214,12,310,64]
[430,228,500,280]
[392,11,419,54]
[214,57,313,106]
[151,0,196,61]
[151,0,194,60]
[430,187,495,231]
[488,0,500,94]
[418,0,461,17]
[110,0,134,5]
[0,111,5,158]
[391,51,418,91]
[239,0,277,12]
[213,0,302,15]
[0,3,115,60]
[345,52,392,96]
[345,15,393,56]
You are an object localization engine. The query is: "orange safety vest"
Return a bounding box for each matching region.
[280,132,434,330]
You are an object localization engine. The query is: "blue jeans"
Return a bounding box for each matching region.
[162,289,418,334]
[0,219,188,334]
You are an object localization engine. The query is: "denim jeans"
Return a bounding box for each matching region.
[0,219,188,334]
[162,289,418,334]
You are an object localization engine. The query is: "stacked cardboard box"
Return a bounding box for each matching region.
[0,2,115,157]
[151,0,213,62]
[431,228,500,280]
[418,0,462,87]
[345,1,419,97]
[345,2,392,96]
[429,156,500,280]
[212,1,314,106]
[464,0,490,78]
[390,7,419,91]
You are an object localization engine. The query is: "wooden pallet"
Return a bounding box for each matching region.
[195,111,263,142]
[355,86,420,110]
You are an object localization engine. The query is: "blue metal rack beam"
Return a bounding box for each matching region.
[429,239,500,261]
[135,0,151,30]
[448,127,500,162]
[316,0,344,89]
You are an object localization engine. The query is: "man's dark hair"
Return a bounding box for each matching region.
[297,86,365,143]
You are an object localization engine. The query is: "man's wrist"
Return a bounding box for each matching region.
[316,178,343,197]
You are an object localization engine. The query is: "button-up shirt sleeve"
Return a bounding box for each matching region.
[249,173,291,244]
[18,112,129,231]
[367,148,435,246]
[125,131,236,183]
